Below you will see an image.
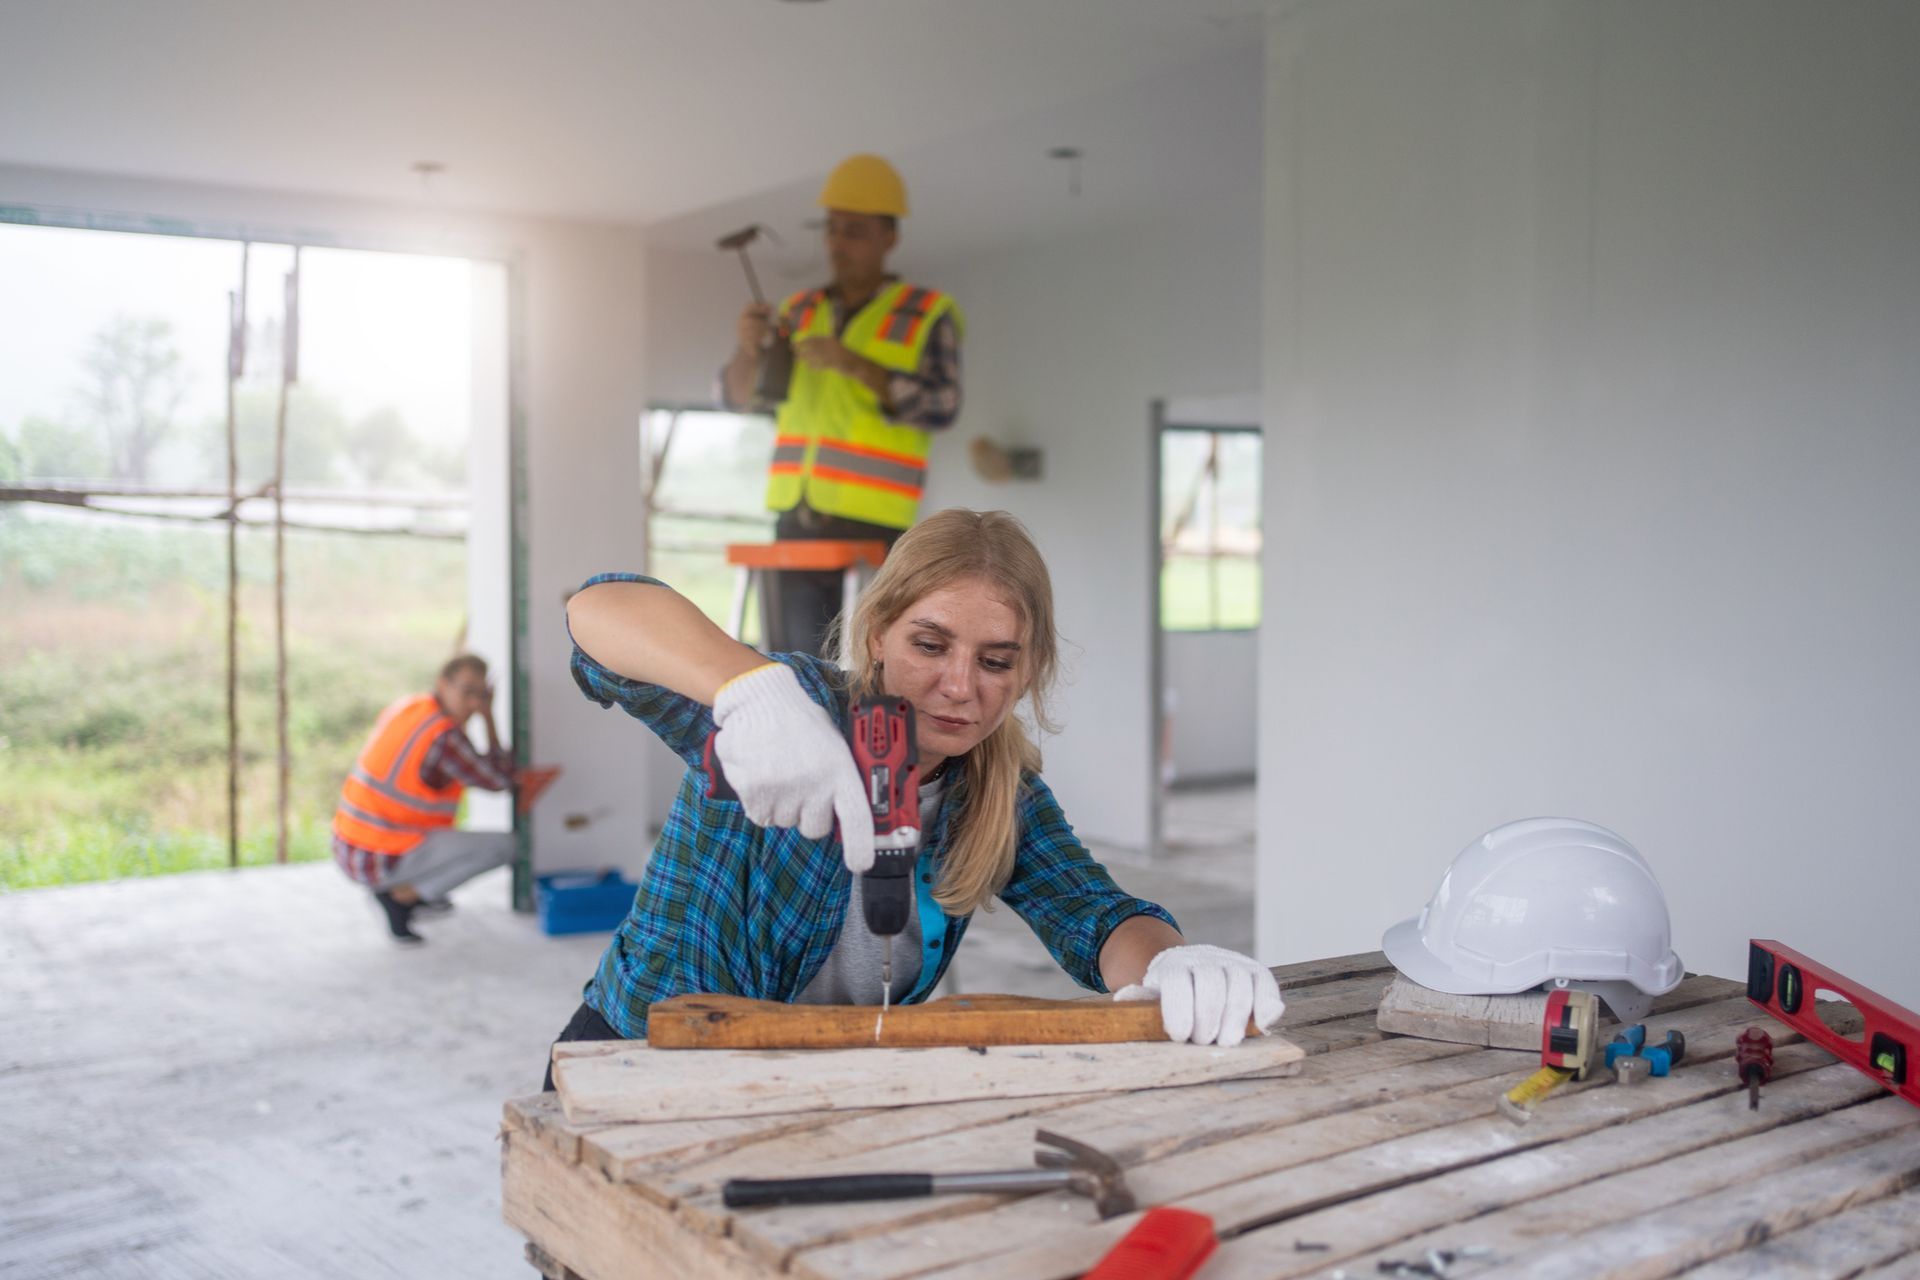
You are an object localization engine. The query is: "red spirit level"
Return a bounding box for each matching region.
[1747,939,1918,1109]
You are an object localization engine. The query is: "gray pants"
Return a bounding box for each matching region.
[380,830,516,900]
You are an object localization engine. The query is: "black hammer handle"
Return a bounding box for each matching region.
[723,1172,934,1208]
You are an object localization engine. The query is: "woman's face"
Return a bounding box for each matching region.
[869,576,1027,765]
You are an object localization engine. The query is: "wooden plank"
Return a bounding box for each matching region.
[644,992,1219,1050]
[868,998,1845,1280]
[1205,1056,1896,1279]
[1377,975,1598,1052]
[1268,972,1399,1027]
[1282,1010,1393,1055]
[768,1045,1541,1278]
[583,1028,1432,1194]
[504,1092,593,1165]
[578,1112,865,1199]
[1474,1123,1920,1278]
[1288,973,1739,1057]
[1674,1187,1920,1280]
[553,1035,1304,1125]
[501,1122,773,1280]
[1266,950,1394,988]
[1858,1254,1920,1280]
[659,1032,1486,1200]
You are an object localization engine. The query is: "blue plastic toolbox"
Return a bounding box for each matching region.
[535,869,637,936]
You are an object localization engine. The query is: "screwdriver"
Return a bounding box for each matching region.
[1735,1027,1773,1110]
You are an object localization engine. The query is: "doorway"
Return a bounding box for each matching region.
[1147,396,1262,861]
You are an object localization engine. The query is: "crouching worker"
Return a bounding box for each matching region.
[332,653,520,945]
[541,508,1284,1089]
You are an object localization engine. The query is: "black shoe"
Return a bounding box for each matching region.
[374,890,425,945]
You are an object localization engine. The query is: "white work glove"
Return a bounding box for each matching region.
[711,663,876,873]
[1113,945,1286,1047]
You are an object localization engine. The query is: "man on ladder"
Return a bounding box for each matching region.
[721,153,964,658]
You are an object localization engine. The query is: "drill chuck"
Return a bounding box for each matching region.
[862,849,916,937]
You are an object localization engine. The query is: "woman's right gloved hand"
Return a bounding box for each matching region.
[711,663,876,874]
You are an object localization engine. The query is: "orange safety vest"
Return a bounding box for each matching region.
[765,280,963,530]
[332,694,464,856]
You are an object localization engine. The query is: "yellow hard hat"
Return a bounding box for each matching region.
[819,154,909,218]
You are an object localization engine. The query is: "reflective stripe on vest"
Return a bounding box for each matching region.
[765,280,961,530]
[331,693,464,856]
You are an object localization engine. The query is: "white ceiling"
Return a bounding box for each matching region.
[648,39,1263,282]
[0,0,1265,249]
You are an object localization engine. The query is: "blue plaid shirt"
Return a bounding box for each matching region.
[569,572,1178,1038]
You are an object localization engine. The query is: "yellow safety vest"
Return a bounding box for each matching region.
[765,280,963,530]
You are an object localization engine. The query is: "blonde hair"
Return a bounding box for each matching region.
[831,509,1060,915]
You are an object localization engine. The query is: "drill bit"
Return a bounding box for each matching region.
[875,936,893,1042]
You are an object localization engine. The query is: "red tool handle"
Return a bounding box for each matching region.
[1083,1207,1217,1280]
[848,697,919,842]
[1735,1027,1774,1082]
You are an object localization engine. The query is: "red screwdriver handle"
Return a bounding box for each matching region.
[1735,1026,1774,1082]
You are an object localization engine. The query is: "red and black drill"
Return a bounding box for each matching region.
[705,697,921,1002]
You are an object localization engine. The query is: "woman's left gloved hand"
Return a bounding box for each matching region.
[1112,944,1286,1047]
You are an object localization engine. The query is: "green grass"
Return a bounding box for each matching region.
[1162,555,1260,631]
[0,509,467,890]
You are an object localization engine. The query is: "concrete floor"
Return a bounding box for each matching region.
[0,786,1252,1279]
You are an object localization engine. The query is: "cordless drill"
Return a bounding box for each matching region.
[704,697,921,1004]
[847,699,922,1006]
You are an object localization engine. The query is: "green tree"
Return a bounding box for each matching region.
[14,414,108,481]
[79,315,186,482]
[341,405,412,489]
[202,387,350,489]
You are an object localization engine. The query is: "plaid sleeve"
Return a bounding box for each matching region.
[421,728,515,791]
[568,572,845,766]
[994,774,1180,994]
[884,313,962,431]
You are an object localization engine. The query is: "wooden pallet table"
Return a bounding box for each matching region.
[501,952,1920,1279]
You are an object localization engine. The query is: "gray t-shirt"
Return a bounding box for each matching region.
[795,774,948,1006]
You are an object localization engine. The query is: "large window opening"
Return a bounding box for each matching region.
[639,405,775,646]
[0,220,511,888]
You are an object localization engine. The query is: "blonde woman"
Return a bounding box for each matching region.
[544,509,1282,1085]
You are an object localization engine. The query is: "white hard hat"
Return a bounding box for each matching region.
[1382,818,1684,1022]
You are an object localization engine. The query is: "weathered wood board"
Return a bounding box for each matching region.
[504,952,1920,1280]
[551,1033,1304,1124]
[643,991,1256,1049]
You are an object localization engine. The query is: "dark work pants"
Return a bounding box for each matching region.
[761,504,904,658]
[542,1001,623,1092]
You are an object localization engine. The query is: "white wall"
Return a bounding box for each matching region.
[1258,2,1920,1005]
[1167,630,1258,784]
[644,246,758,407]
[0,163,656,881]
[923,203,1262,849]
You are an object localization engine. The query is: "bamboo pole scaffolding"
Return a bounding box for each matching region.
[272,251,301,865]
[225,242,249,869]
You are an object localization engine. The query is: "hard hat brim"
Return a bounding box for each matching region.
[1384,914,1687,998]
[1381,915,1502,994]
